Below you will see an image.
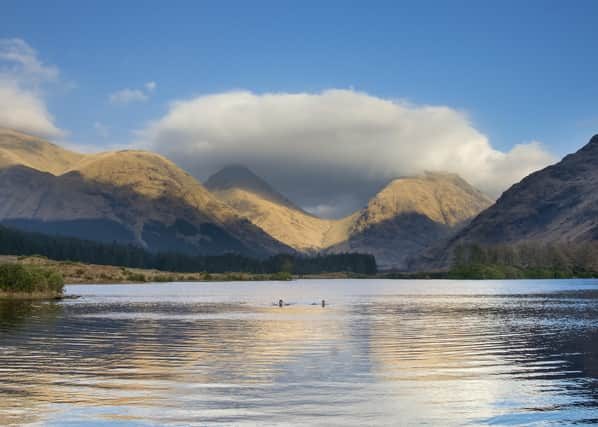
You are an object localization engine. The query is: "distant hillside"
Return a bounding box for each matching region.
[417,134,598,270]
[206,165,350,252]
[0,127,493,268]
[326,172,493,269]
[207,166,492,269]
[0,128,84,174]
[206,164,300,209]
[0,128,292,257]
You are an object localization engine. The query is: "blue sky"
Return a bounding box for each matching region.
[2,0,598,214]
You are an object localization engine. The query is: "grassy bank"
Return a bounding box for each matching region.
[0,255,299,284]
[0,262,64,298]
[4,255,590,285]
[447,263,598,279]
[381,266,598,280]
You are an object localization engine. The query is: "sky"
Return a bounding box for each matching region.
[2,0,598,217]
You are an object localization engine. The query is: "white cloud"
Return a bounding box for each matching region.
[109,81,156,105]
[0,38,59,82]
[138,89,555,216]
[0,38,65,138]
[109,88,148,105]
[0,80,63,138]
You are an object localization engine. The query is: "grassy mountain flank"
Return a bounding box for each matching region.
[208,166,492,269]
[0,129,292,257]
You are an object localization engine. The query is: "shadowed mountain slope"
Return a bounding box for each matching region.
[416,134,598,270]
[205,165,299,209]
[207,167,492,268]
[206,165,353,251]
[0,127,492,266]
[0,129,292,257]
[326,172,493,269]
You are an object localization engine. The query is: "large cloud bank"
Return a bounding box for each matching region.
[0,38,64,138]
[140,90,554,217]
[141,90,555,216]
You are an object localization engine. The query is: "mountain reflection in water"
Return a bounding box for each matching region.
[1,279,598,426]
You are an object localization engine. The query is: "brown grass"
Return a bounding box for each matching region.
[0,255,317,284]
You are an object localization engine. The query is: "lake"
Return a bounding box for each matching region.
[1,279,598,426]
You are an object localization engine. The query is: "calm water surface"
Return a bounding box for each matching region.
[1,279,598,426]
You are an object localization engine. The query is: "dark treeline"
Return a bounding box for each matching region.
[451,242,598,279]
[0,225,377,275]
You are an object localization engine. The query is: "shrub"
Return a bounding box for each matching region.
[0,263,64,295]
[270,271,292,281]
[126,273,146,282]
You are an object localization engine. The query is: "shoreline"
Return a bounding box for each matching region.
[0,291,63,300]
[3,255,595,285]
[0,255,302,285]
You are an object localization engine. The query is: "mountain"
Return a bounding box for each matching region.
[207,166,491,269]
[0,128,292,257]
[0,128,492,267]
[432,134,598,263]
[205,165,298,209]
[325,172,493,269]
[205,165,351,252]
[0,128,84,174]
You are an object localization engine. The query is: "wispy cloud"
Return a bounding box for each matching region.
[0,38,65,138]
[109,88,148,104]
[109,81,156,105]
[0,38,59,82]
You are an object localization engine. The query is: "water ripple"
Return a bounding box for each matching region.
[1,279,598,425]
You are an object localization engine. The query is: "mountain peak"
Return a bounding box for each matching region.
[206,164,261,187]
[0,127,85,175]
[360,172,492,229]
[566,133,598,160]
[205,165,297,209]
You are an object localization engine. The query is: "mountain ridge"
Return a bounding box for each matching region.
[415,133,598,270]
[205,164,303,211]
[0,127,494,268]
[206,166,492,268]
[0,128,85,175]
[0,128,293,257]
[325,172,493,269]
